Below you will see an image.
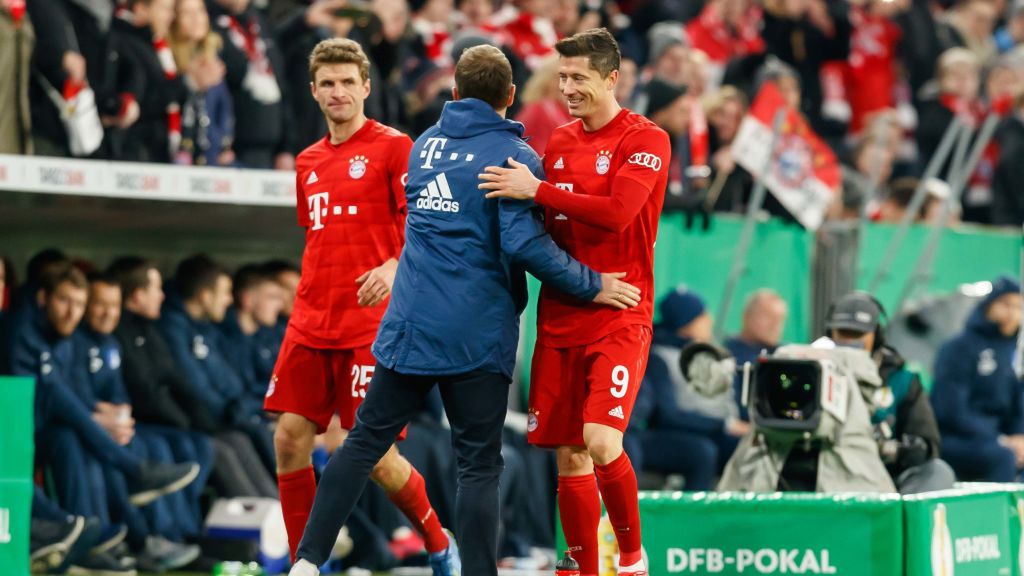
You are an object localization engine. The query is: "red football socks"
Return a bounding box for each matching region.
[558,473,602,575]
[387,468,449,554]
[595,452,642,567]
[278,466,317,562]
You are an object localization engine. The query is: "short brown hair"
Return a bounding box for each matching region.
[555,28,620,78]
[107,256,157,300]
[309,38,371,84]
[454,45,513,110]
[41,262,87,297]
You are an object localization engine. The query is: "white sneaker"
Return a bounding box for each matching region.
[289,558,319,576]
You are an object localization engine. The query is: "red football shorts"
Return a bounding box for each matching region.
[527,324,652,448]
[264,335,407,439]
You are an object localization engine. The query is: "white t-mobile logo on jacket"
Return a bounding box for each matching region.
[419,137,448,169]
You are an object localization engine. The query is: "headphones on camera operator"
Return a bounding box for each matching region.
[823,292,890,353]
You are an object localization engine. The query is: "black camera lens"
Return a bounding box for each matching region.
[757,363,819,422]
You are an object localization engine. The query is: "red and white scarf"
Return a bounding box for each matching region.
[154,37,182,157]
[412,18,452,68]
[219,14,280,104]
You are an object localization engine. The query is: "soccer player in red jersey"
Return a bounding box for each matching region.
[479,28,671,576]
[265,38,456,570]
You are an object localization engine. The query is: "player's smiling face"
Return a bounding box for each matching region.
[558,56,616,119]
[312,63,371,126]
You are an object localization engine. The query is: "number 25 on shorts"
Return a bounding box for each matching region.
[351,365,374,398]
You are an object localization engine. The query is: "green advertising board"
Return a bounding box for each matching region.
[939,483,1024,576]
[904,487,1017,576]
[559,491,904,576]
[0,377,35,481]
[0,480,31,575]
[0,377,35,576]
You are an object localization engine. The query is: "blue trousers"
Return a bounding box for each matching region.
[42,426,153,542]
[35,380,142,480]
[640,428,739,490]
[942,435,1019,482]
[297,367,510,576]
[137,424,213,539]
[32,486,68,522]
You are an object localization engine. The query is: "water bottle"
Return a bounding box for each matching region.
[212,561,266,576]
[555,550,581,576]
[212,562,242,576]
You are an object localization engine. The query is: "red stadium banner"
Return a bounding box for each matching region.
[731,82,840,230]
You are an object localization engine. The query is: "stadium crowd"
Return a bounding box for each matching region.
[1,0,1024,225]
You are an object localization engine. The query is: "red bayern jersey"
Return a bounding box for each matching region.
[846,6,902,134]
[534,109,671,347]
[289,119,413,350]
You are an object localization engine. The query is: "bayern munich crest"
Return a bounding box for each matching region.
[527,411,539,432]
[595,150,612,175]
[771,135,812,189]
[349,155,368,179]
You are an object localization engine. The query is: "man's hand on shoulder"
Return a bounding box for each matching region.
[356,258,398,307]
[593,272,642,310]
[479,157,541,200]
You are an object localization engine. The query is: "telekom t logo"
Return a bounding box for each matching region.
[419,137,448,169]
[308,192,330,230]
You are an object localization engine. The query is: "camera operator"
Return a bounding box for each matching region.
[826,292,955,494]
[638,288,749,490]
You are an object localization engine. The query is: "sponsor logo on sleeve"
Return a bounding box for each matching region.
[628,152,663,171]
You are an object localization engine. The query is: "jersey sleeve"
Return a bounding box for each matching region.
[497,149,602,302]
[388,134,413,255]
[295,165,310,228]
[535,125,671,232]
[389,135,412,215]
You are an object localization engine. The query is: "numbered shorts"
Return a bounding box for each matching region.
[527,325,652,448]
[264,337,407,440]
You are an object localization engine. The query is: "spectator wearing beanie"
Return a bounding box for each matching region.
[642,21,688,87]
[643,79,693,203]
[633,287,747,490]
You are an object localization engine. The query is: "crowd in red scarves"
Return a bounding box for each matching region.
[1,0,1023,226]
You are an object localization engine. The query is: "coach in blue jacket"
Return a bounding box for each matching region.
[933,277,1023,481]
[292,45,639,576]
